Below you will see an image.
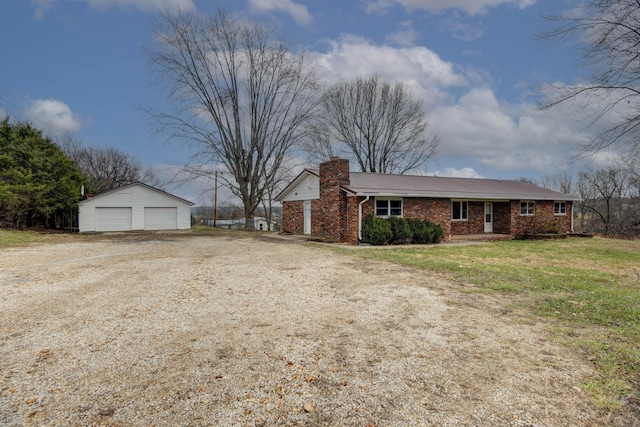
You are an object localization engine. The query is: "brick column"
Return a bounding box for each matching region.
[318,157,350,242]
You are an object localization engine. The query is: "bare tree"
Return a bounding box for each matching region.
[539,171,574,194]
[56,133,157,193]
[146,9,318,230]
[577,165,639,237]
[305,75,438,174]
[541,1,640,156]
[259,157,297,231]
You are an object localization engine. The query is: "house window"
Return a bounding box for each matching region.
[451,201,468,220]
[554,201,567,215]
[375,199,402,217]
[520,201,535,216]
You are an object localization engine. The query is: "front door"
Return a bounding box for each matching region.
[303,201,311,235]
[484,202,493,233]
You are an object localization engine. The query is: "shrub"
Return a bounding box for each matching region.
[362,216,444,245]
[426,221,445,243]
[407,218,430,243]
[388,216,413,244]
[406,218,444,244]
[361,215,392,245]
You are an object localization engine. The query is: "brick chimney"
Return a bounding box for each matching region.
[318,157,350,241]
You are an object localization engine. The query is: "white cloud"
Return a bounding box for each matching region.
[84,0,195,12]
[386,20,420,46]
[31,0,195,19]
[430,87,590,172]
[248,0,312,26]
[308,35,598,178]
[24,99,82,136]
[311,35,468,108]
[433,166,483,178]
[31,0,57,21]
[310,36,586,175]
[362,0,396,15]
[437,13,484,41]
[389,0,536,15]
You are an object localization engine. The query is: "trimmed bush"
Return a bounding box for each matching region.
[426,222,444,243]
[361,215,392,245]
[407,218,430,243]
[388,216,413,244]
[362,216,444,245]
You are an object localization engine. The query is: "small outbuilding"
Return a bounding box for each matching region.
[78,182,194,233]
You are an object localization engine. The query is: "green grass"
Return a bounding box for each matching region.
[0,229,52,247]
[343,238,640,411]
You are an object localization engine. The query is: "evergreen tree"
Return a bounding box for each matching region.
[0,118,85,229]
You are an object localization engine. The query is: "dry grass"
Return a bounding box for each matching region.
[346,237,640,417]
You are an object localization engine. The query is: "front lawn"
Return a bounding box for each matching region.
[345,238,640,412]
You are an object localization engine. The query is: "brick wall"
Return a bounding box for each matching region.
[510,200,574,234]
[404,198,452,238]
[493,202,511,234]
[282,200,304,234]
[345,196,361,244]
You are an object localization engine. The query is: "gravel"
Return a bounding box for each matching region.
[0,233,618,426]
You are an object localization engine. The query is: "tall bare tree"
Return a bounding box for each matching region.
[541,1,640,156]
[146,9,318,230]
[305,75,438,174]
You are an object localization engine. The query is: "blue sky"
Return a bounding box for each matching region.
[2,0,606,204]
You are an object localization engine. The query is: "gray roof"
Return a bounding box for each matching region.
[339,171,579,201]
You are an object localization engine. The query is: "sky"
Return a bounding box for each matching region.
[1,0,612,204]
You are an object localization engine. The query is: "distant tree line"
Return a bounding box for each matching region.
[534,162,640,239]
[57,133,157,194]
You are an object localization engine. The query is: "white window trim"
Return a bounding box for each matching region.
[520,200,536,216]
[554,201,567,216]
[375,197,403,217]
[451,200,468,221]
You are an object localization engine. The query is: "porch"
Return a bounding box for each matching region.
[449,233,513,242]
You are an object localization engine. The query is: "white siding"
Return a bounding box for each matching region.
[279,174,319,202]
[79,184,192,232]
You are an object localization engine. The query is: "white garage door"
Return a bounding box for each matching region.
[95,207,132,232]
[144,207,177,230]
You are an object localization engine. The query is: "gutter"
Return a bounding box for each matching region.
[358,196,370,242]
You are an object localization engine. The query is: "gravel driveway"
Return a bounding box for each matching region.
[0,233,613,426]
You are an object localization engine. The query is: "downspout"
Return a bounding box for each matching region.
[571,202,575,233]
[358,196,370,242]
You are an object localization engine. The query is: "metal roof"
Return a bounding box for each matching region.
[342,171,580,201]
[276,169,580,201]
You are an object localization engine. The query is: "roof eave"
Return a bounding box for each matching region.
[345,190,582,201]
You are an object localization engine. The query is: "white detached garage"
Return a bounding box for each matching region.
[79,183,194,233]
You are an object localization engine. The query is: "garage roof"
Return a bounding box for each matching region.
[79,182,195,205]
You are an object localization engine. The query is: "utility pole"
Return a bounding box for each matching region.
[213,170,218,227]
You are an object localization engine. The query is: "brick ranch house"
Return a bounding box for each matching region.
[276,157,581,244]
